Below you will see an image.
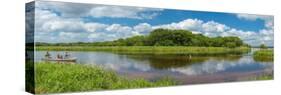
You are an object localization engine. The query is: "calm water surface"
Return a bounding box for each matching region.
[34,50,273,84]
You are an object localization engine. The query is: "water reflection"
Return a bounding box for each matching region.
[34,51,273,83]
[253,56,274,62]
[124,54,242,69]
[170,56,273,76]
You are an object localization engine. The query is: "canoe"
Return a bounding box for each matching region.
[42,58,77,62]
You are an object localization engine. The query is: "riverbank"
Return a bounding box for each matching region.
[34,62,176,94]
[253,49,274,62]
[35,46,250,55]
[254,74,274,80]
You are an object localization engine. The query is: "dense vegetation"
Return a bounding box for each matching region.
[31,29,274,94]
[36,29,249,48]
[253,49,274,62]
[26,61,35,93]
[260,44,268,49]
[252,74,273,80]
[35,62,176,94]
[36,46,250,55]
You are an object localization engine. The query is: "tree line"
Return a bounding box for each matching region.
[36,29,250,48]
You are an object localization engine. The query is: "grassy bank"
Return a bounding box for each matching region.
[253,74,273,80]
[35,46,250,55]
[35,62,176,94]
[253,49,274,62]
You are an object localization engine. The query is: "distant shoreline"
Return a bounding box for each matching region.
[33,46,250,55]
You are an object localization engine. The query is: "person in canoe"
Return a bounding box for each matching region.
[45,51,51,59]
[57,53,63,59]
[64,52,70,59]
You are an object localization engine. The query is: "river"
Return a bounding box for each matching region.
[34,50,273,84]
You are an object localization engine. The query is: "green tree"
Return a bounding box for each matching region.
[39,29,248,47]
[147,29,193,46]
[260,44,267,49]
[155,40,175,46]
[225,42,237,48]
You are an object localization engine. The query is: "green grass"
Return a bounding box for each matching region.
[25,61,35,93]
[35,62,176,94]
[253,49,274,62]
[252,74,273,80]
[35,46,250,55]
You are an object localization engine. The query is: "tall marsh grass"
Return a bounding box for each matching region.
[253,49,274,62]
[35,62,176,94]
[36,46,250,55]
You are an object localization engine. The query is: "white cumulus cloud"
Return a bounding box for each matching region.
[237,14,274,29]
[32,1,273,47]
[36,1,163,19]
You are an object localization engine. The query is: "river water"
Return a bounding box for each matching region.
[34,50,273,84]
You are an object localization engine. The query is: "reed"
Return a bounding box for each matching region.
[35,46,250,55]
[253,49,274,62]
[35,62,176,94]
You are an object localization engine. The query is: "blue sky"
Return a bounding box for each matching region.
[28,1,274,46]
[84,10,266,32]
